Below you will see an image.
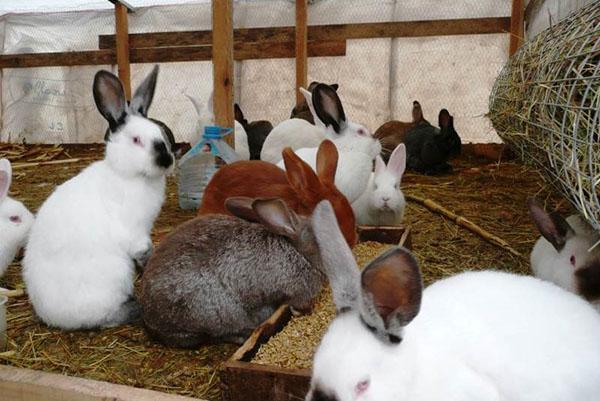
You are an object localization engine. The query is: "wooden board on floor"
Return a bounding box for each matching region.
[0,365,203,401]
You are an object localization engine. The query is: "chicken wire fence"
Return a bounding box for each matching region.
[489,1,600,230]
[0,0,511,145]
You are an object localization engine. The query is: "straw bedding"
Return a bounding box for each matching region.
[0,144,569,398]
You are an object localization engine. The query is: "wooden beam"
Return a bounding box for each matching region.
[212,0,235,147]
[0,365,202,401]
[0,41,346,69]
[295,0,308,105]
[509,0,525,55]
[99,17,512,49]
[114,2,131,99]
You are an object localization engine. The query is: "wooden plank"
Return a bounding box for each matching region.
[0,365,203,401]
[509,0,525,55]
[357,225,412,247]
[99,17,512,49]
[0,50,115,68]
[295,0,308,105]
[231,305,292,362]
[114,2,132,99]
[221,361,310,401]
[0,41,346,69]
[212,0,235,147]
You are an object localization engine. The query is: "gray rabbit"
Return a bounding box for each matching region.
[140,197,328,347]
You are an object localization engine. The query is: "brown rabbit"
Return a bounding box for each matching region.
[375,101,428,162]
[198,140,357,246]
[290,81,339,124]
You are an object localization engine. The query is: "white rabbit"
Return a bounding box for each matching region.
[262,84,376,164]
[528,198,600,311]
[23,66,174,330]
[260,87,324,163]
[306,201,600,401]
[186,93,249,160]
[275,85,381,203]
[352,144,406,226]
[0,159,34,278]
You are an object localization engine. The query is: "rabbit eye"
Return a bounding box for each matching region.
[570,255,576,266]
[357,128,366,136]
[132,136,142,146]
[9,215,21,223]
[355,379,370,395]
[373,184,378,190]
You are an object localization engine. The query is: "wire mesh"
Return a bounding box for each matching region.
[0,0,510,144]
[489,1,600,229]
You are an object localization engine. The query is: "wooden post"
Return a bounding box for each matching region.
[212,0,235,148]
[114,2,131,100]
[509,0,524,56]
[295,0,308,105]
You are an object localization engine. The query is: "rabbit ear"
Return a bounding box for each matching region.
[374,155,386,176]
[283,148,323,199]
[225,196,261,223]
[412,100,424,123]
[311,200,361,312]
[234,104,245,124]
[130,65,159,117]
[316,140,338,185]
[387,144,406,179]
[438,109,451,128]
[252,198,300,239]
[528,198,574,251]
[300,87,325,128]
[360,247,422,343]
[0,158,12,203]
[93,70,128,132]
[186,94,204,116]
[313,84,347,134]
[330,83,339,91]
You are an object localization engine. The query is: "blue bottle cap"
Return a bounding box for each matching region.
[204,125,223,139]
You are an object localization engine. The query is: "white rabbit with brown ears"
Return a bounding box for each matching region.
[305,201,600,401]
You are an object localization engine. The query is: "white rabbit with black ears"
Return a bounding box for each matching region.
[528,198,600,311]
[306,201,600,401]
[352,143,406,226]
[0,158,35,278]
[23,66,174,330]
[276,84,381,203]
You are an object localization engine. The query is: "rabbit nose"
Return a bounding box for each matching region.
[382,197,390,202]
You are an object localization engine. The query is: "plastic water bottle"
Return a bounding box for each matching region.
[178,125,240,210]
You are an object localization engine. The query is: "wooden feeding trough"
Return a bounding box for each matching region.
[221,226,411,401]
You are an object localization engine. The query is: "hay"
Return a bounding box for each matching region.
[489,1,600,230]
[0,145,571,395]
[252,157,569,369]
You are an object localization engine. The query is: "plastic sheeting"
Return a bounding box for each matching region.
[0,0,512,144]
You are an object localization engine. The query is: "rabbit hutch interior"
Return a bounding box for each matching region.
[0,0,599,400]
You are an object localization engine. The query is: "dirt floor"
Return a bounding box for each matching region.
[0,144,569,400]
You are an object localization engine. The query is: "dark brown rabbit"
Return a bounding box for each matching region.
[375,101,428,162]
[290,81,339,124]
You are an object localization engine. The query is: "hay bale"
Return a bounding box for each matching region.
[489,2,600,229]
